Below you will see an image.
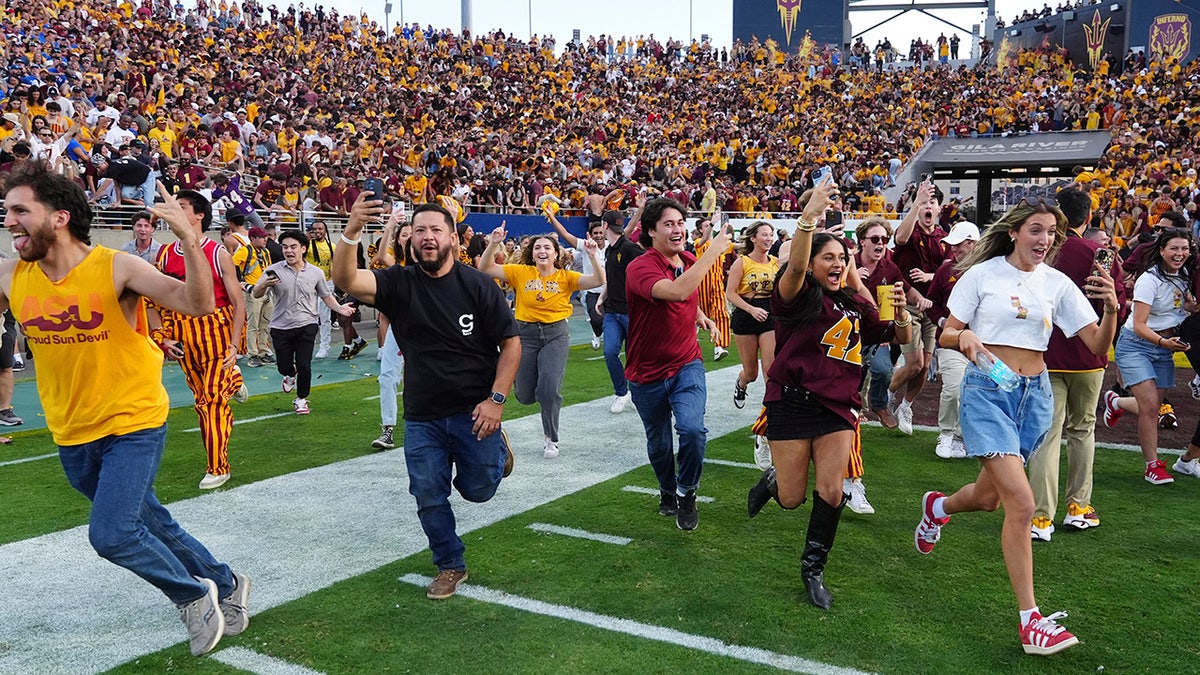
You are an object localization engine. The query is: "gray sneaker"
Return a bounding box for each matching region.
[246,355,263,368]
[0,407,23,426]
[371,425,395,450]
[179,578,225,656]
[220,572,252,636]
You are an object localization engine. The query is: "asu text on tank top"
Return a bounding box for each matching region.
[11,247,169,445]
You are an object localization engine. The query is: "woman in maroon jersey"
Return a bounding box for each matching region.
[747,180,910,609]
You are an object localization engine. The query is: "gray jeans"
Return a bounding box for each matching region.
[515,319,570,442]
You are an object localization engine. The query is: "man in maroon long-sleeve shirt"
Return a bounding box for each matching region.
[887,181,947,434]
[1027,187,1127,541]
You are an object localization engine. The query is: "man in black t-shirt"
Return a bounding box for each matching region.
[598,210,645,413]
[333,199,520,602]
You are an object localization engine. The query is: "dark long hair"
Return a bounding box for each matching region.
[775,233,868,328]
[1136,227,1195,291]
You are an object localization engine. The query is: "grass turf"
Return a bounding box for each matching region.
[106,425,1199,674]
[6,338,1199,672]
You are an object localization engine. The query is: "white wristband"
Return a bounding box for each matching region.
[340,233,361,246]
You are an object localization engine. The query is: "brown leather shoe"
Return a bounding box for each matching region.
[426,570,468,599]
[501,429,514,478]
[876,407,899,429]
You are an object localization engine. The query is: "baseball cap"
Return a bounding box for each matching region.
[223,111,236,120]
[602,210,624,232]
[2,112,18,124]
[248,226,269,238]
[942,221,980,245]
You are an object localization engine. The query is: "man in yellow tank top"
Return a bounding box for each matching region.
[0,164,249,658]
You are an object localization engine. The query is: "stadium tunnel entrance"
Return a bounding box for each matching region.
[903,130,1113,225]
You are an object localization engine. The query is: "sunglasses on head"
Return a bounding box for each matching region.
[864,235,890,244]
[1156,227,1191,239]
[1022,196,1059,209]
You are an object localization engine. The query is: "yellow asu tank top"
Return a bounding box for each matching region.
[11,247,169,445]
[737,254,780,297]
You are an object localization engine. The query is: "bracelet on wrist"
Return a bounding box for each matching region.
[1104,305,1118,315]
[340,233,362,246]
[894,316,912,328]
[1158,337,1165,346]
[796,218,817,232]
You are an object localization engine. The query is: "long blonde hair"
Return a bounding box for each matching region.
[956,199,1067,271]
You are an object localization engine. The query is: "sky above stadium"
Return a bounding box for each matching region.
[325,0,1051,51]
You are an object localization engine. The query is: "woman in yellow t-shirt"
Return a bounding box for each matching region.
[725,221,780,423]
[479,224,605,459]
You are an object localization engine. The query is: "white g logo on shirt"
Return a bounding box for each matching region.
[459,313,474,336]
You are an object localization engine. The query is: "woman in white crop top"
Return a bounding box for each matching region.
[916,197,1120,656]
[1105,228,1195,484]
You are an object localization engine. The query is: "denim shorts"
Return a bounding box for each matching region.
[959,364,1053,464]
[1114,328,1176,388]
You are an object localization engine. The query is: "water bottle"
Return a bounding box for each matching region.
[975,352,1021,392]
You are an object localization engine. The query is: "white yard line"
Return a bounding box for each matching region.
[526,523,632,546]
[211,647,326,675]
[397,574,878,675]
[622,485,716,502]
[0,367,754,674]
[706,458,761,470]
[0,452,57,468]
[184,412,295,432]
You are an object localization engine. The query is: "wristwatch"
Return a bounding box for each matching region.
[489,391,507,405]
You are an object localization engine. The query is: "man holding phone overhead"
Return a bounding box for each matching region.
[625,197,733,531]
[888,178,948,435]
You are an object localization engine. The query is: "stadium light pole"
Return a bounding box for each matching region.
[529,0,533,39]
[690,0,693,43]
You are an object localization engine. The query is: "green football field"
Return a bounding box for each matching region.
[1,337,1197,675]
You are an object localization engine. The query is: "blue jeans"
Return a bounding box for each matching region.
[58,424,233,606]
[602,312,630,396]
[628,359,708,494]
[866,344,893,411]
[404,413,506,571]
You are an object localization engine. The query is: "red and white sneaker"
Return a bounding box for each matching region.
[1021,611,1079,655]
[914,491,950,555]
[293,397,310,415]
[1144,459,1174,485]
[1102,390,1123,427]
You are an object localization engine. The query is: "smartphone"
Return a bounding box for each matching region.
[825,209,844,230]
[265,269,279,280]
[814,166,833,185]
[1094,247,1114,274]
[363,177,386,201]
[392,200,404,212]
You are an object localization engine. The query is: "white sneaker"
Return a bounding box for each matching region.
[591,335,601,350]
[896,400,914,435]
[935,433,955,458]
[753,434,772,469]
[376,347,384,361]
[198,473,230,490]
[1031,516,1055,541]
[543,439,560,458]
[886,388,901,413]
[1173,456,1200,478]
[610,392,631,414]
[231,366,249,403]
[713,346,729,361]
[281,375,296,393]
[846,478,875,515]
[293,397,310,415]
[950,436,967,458]
[1191,376,1200,400]
[315,347,329,359]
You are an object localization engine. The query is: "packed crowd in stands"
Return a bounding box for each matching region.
[0,0,1197,231]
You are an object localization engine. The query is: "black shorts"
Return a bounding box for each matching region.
[766,385,854,441]
[731,296,775,336]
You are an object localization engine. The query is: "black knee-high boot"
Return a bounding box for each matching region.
[748,467,780,517]
[801,490,846,610]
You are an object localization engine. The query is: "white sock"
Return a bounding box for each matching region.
[932,497,949,520]
[1020,607,1040,627]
